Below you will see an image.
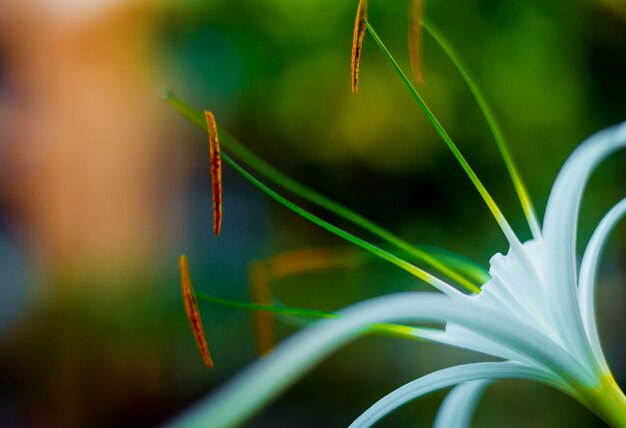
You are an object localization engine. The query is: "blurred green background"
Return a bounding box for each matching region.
[0,0,625,426]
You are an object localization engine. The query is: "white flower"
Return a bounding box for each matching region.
[169,121,626,427]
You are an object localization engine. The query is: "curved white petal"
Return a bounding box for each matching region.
[401,324,537,366]
[579,197,626,372]
[542,121,626,364]
[433,380,490,428]
[167,292,585,428]
[441,323,535,364]
[349,362,562,428]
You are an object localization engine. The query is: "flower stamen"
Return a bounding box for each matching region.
[180,254,214,369]
[351,0,368,94]
[205,111,223,236]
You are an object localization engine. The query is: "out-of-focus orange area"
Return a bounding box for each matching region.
[0,0,625,427]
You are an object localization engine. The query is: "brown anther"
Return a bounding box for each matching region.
[205,111,223,236]
[351,0,369,94]
[179,255,214,369]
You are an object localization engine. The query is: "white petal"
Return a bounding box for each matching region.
[480,241,555,338]
[542,121,626,363]
[579,197,626,372]
[349,362,562,428]
[433,381,489,428]
[166,292,583,428]
[442,323,534,364]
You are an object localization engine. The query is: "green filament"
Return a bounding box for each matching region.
[364,20,517,244]
[195,292,435,341]
[421,20,542,239]
[163,91,485,292]
[220,150,465,296]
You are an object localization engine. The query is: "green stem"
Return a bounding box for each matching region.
[582,374,626,427]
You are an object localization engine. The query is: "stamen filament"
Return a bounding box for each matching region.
[364,20,517,244]
[247,244,489,354]
[194,292,437,341]
[261,246,488,292]
[221,150,466,297]
[163,92,484,292]
[421,21,542,240]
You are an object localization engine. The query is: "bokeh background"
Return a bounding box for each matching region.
[1,0,625,426]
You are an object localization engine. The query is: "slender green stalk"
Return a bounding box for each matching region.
[264,244,490,286]
[419,245,489,284]
[195,292,436,341]
[221,150,466,297]
[196,292,335,319]
[163,91,486,292]
[364,21,517,244]
[422,20,542,240]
